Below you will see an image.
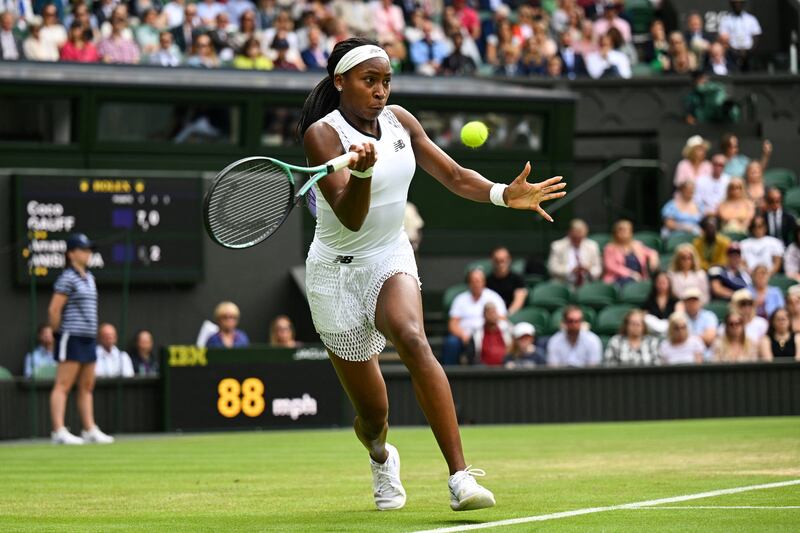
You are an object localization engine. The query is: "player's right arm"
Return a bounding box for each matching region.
[303,122,376,232]
[48,293,67,332]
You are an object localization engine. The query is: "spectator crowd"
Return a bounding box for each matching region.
[442,130,800,368]
[0,0,767,78]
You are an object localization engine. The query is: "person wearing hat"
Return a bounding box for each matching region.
[718,0,761,72]
[681,288,718,360]
[48,233,114,445]
[674,135,712,187]
[504,322,541,369]
[709,241,753,300]
[693,215,731,270]
[723,289,768,345]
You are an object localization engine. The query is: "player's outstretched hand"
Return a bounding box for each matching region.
[505,161,566,222]
[347,143,377,174]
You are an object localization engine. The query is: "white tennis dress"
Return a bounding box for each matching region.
[306,107,419,361]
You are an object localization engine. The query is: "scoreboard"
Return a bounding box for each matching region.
[14,174,204,284]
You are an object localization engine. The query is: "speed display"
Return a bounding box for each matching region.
[15,174,204,284]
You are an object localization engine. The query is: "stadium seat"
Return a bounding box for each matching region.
[589,233,611,252]
[619,280,652,306]
[549,306,597,333]
[705,300,730,322]
[0,366,13,381]
[528,281,571,311]
[784,187,800,213]
[722,231,747,242]
[665,232,696,253]
[442,283,467,312]
[626,0,655,35]
[769,274,798,294]
[634,231,661,252]
[31,365,57,380]
[763,168,797,192]
[595,305,635,335]
[509,307,550,336]
[464,259,492,275]
[464,258,526,275]
[524,273,545,287]
[599,334,612,352]
[574,281,617,309]
[660,253,673,272]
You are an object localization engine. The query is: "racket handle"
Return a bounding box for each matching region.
[327,152,357,173]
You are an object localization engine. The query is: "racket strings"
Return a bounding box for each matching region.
[207,159,294,247]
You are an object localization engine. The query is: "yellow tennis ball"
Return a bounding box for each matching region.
[460,121,489,148]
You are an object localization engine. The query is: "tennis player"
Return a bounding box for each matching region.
[298,38,565,511]
[48,233,114,445]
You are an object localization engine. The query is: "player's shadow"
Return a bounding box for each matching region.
[429,519,485,526]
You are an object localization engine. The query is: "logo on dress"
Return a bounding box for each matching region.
[393,139,406,152]
[333,255,354,264]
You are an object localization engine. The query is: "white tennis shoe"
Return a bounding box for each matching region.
[81,426,114,444]
[370,443,406,510]
[51,427,84,445]
[449,466,496,511]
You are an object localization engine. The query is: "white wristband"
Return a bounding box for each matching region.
[490,183,508,207]
[350,166,373,179]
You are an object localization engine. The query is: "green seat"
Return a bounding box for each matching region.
[509,307,550,336]
[595,304,635,335]
[626,0,655,34]
[705,300,730,322]
[599,334,612,352]
[665,232,696,253]
[784,187,800,213]
[549,306,597,333]
[524,273,545,287]
[722,231,748,242]
[464,258,526,276]
[619,280,652,306]
[634,231,661,252]
[764,168,797,192]
[30,365,57,380]
[589,233,611,253]
[0,366,13,381]
[660,253,674,272]
[528,281,571,311]
[769,274,798,294]
[574,281,617,310]
[464,259,492,275]
[442,283,467,312]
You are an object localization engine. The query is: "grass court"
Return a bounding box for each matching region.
[1,417,798,532]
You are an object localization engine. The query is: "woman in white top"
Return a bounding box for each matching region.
[740,214,784,275]
[659,312,704,365]
[299,38,565,512]
[585,33,631,79]
[667,243,709,304]
[713,311,758,362]
[783,226,800,282]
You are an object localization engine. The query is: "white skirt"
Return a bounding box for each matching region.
[305,235,420,361]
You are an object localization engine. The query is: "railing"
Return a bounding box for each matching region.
[548,158,667,230]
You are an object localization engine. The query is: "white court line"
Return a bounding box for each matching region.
[635,506,800,509]
[411,479,800,533]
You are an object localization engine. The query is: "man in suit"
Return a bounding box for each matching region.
[547,218,602,286]
[558,30,587,79]
[703,41,736,76]
[761,187,797,246]
[0,10,24,60]
[170,2,201,53]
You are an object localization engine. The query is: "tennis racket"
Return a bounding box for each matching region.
[203,152,355,249]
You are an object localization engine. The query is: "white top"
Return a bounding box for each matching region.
[659,336,704,365]
[312,108,415,262]
[546,330,603,367]
[95,345,135,378]
[695,174,730,214]
[740,236,784,270]
[585,49,631,79]
[718,11,761,50]
[449,288,508,334]
[717,316,768,346]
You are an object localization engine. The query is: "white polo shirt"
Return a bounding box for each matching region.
[719,11,761,50]
[449,288,507,334]
[95,345,135,378]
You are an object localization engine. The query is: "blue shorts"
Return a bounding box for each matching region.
[54,332,97,364]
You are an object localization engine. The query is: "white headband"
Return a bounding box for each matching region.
[333,45,390,76]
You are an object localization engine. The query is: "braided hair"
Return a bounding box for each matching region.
[296,37,379,140]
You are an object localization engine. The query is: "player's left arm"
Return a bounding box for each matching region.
[390,105,566,222]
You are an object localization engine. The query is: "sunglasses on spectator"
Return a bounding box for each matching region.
[219,314,239,320]
[727,320,743,326]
